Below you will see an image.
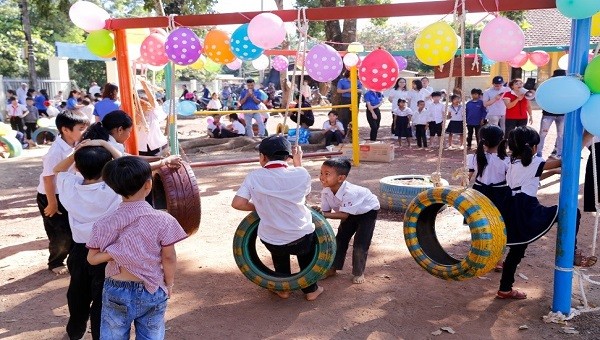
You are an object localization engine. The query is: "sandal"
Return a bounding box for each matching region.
[574,251,598,268]
[496,289,527,299]
[494,261,504,273]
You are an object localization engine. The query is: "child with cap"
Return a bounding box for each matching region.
[231,136,324,301]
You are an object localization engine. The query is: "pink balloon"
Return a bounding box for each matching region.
[226,59,242,71]
[69,1,109,32]
[272,55,289,72]
[247,13,286,49]
[508,51,529,68]
[305,44,343,82]
[529,50,550,67]
[480,17,525,62]
[165,28,202,66]
[343,53,360,67]
[359,49,399,91]
[140,33,169,66]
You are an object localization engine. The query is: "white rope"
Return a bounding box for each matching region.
[294,7,309,147]
[280,8,306,132]
[458,0,469,188]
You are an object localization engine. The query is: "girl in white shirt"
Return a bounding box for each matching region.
[445,94,464,150]
[207,93,222,111]
[391,98,413,148]
[388,78,409,135]
[407,79,431,114]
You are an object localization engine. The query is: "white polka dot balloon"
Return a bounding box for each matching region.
[305,43,343,82]
[165,27,202,66]
[140,32,169,66]
[359,49,399,92]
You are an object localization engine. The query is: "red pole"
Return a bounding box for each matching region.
[188,151,343,168]
[114,29,138,154]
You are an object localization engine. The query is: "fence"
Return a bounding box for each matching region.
[2,78,77,99]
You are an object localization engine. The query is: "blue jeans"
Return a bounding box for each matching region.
[100,278,168,340]
[537,115,564,157]
[244,113,265,137]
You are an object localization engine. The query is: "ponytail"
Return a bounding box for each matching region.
[475,140,487,179]
[476,124,505,177]
[508,126,540,166]
[81,110,132,142]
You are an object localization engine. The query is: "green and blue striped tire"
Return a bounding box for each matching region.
[32,128,58,145]
[403,187,506,280]
[0,136,23,158]
[380,175,449,213]
[233,209,336,292]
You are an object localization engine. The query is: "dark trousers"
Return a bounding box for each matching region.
[214,128,243,138]
[366,108,381,141]
[262,232,319,294]
[415,124,428,147]
[466,124,481,149]
[333,209,378,276]
[499,244,528,291]
[10,116,25,134]
[339,97,352,134]
[25,122,37,140]
[505,119,527,136]
[324,130,344,146]
[66,243,106,340]
[36,193,72,269]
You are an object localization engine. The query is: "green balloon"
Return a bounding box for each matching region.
[556,0,600,19]
[86,30,115,57]
[204,58,221,73]
[585,56,600,94]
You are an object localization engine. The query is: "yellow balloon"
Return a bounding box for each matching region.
[593,12,600,36]
[414,21,458,66]
[126,28,151,45]
[190,58,205,70]
[521,60,537,72]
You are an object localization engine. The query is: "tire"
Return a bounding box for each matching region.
[32,128,58,145]
[233,209,336,292]
[0,136,23,158]
[403,187,506,280]
[151,162,201,236]
[379,175,449,213]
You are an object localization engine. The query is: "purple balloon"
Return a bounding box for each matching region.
[165,27,203,66]
[305,44,343,82]
[394,56,408,71]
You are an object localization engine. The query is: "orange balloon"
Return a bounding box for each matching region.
[203,29,236,65]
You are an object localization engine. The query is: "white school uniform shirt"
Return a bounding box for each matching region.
[137,108,168,151]
[507,156,545,197]
[231,120,246,135]
[412,108,430,125]
[37,137,75,194]
[236,161,314,245]
[392,107,412,117]
[321,181,380,215]
[207,99,222,110]
[407,89,431,113]
[80,104,95,123]
[7,104,28,118]
[56,173,122,243]
[108,135,126,154]
[448,104,464,122]
[427,102,445,123]
[388,89,409,110]
[467,153,510,185]
[323,120,344,133]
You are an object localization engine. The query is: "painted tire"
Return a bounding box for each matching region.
[0,136,23,158]
[403,187,506,280]
[380,175,449,213]
[233,209,336,291]
[32,128,58,145]
[151,162,201,236]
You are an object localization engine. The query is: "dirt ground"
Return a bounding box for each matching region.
[1,104,600,339]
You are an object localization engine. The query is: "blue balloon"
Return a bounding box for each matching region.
[581,94,600,136]
[162,100,179,114]
[231,24,264,61]
[557,0,600,19]
[178,100,197,116]
[258,90,268,101]
[481,53,494,66]
[535,76,591,114]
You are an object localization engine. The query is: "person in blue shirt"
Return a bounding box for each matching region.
[336,70,363,134]
[66,90,84,113]
[364,89,384,141]
[239,79,265,137]
[465,88,488,150]
[35,89,49,117]
[93,83,120,122]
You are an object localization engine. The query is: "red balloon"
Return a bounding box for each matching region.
[508,51,528,68]
[529,50,550,67]
[358,49,398,91]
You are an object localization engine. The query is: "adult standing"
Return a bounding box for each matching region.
[239,79,265,137]
[88,82,101,97]
[407,79,430,114]
[336,69,363,134]
[16,83,28,104]
[388,78,409,135]
[93,83,120,122]
[364,89,383,141]
[537,70,567,159]
[483,76,508,131]
[503,78,532,136]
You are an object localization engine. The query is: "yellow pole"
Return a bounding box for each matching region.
[350,65,359,166]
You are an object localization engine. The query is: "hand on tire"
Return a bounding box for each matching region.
[164,155,182,168]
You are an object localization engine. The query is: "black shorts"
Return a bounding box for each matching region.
[428,121,442,136]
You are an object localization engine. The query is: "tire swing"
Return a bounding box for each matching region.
[0,135,23,158]
[232,209,336,291]
[32,127,58,145]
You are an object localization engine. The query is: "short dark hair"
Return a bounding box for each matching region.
[323,158,351,176]
[450,94,460,101]
[83,110,132,141]
[55,111,89,134]
[471,88,483,95]
[246,79,255,84]
[26,97,33,101]
[328,111,338,117]
[417,100,425,105]
[397,98,407,103]
[8,96,17,102]
[228,113,239,121]
[431,91,442,98]
[74,146,114,180]
[102,156,152,198]
[82,99,91,106]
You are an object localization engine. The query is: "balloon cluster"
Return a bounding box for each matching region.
[508,50,550,71]
[69,1,114,58]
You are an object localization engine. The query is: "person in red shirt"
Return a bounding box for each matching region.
[503,78,533,136]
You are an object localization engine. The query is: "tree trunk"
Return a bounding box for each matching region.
[20,0,37,88]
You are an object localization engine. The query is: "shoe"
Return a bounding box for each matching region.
[496,289,527,299]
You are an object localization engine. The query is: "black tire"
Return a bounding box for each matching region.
[0,136,23,158]
[232,209,336,292]
[379,175,449,213]
[32,128,58,145]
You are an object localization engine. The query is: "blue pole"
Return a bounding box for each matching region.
[552,18,592,314]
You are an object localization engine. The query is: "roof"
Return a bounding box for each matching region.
[524,9,600,47]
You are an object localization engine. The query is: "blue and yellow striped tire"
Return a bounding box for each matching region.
[403,187,506,280]
[233,209,336,292]
[380,175,449,213]
[0,136,23,158]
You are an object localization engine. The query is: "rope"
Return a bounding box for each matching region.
[458,0,469,188]
[294,7,309,147]
[167,14,177,154]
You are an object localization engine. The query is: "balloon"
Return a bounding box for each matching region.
[251,54,270,70]
[414,21,458,66]
[86,30,115,57]
[347,42,364,53]
[581,94,600,136]
[521,60,537,72]
[151,28,168,37]
[258,90,268,101]
[190,57,205,70]
[508,51,528,68]
[535,76,591,113]
[37,118,51,128]
[247,13,286,49]
[359,49,399,92]
[165,28,202,66]
[126,28,151,45]
[480,16,525,62]
[585,56,600,93]
[272,55,289,71]
[162,100,179,114]
[140,33,169,66]
[394,56,408,71]
[100,50,116,59]
[558,54,569,70]
[231,24,264,61]
[556,0,600,19]
[343,53,360,67]
[529,50,550,67]
[69,1,109,32]
[146,64,166,72]
[204,58,222,73]
[481,53,494,66]
[204,29,236,64]
[305,44,343,82]
[178,100,197,116]
[226,59,242,71]
[593,12,600,36]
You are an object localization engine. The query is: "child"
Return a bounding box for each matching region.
[427,92,445,147]
[215,113,245,138]
[412,100,430,149]
[320,158,380,284]
[445,94,464,150]
[24,96,40,144]
[206,114,220,137]
[7,96,28,134]
[231,136,324,301]
[392,98,412,148]
[87,156,188,338]
[465,89,488,150]
[66,90,84,113]
[54,140,122,340]
[83,110,132,154]
[207,92,222,111]
[80,98,95,123]
[36,111,89,274]
[498,126,597,299]
[323,111,344,147]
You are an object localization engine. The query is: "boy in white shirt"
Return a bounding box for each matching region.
[322,111,344,146]
[427,91,445,147]
[320,158,380,284]
[412,100,430,149]
[54,139,122,340]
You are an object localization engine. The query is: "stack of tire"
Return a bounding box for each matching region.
[379,175,449,213]
[0,123,22,158]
